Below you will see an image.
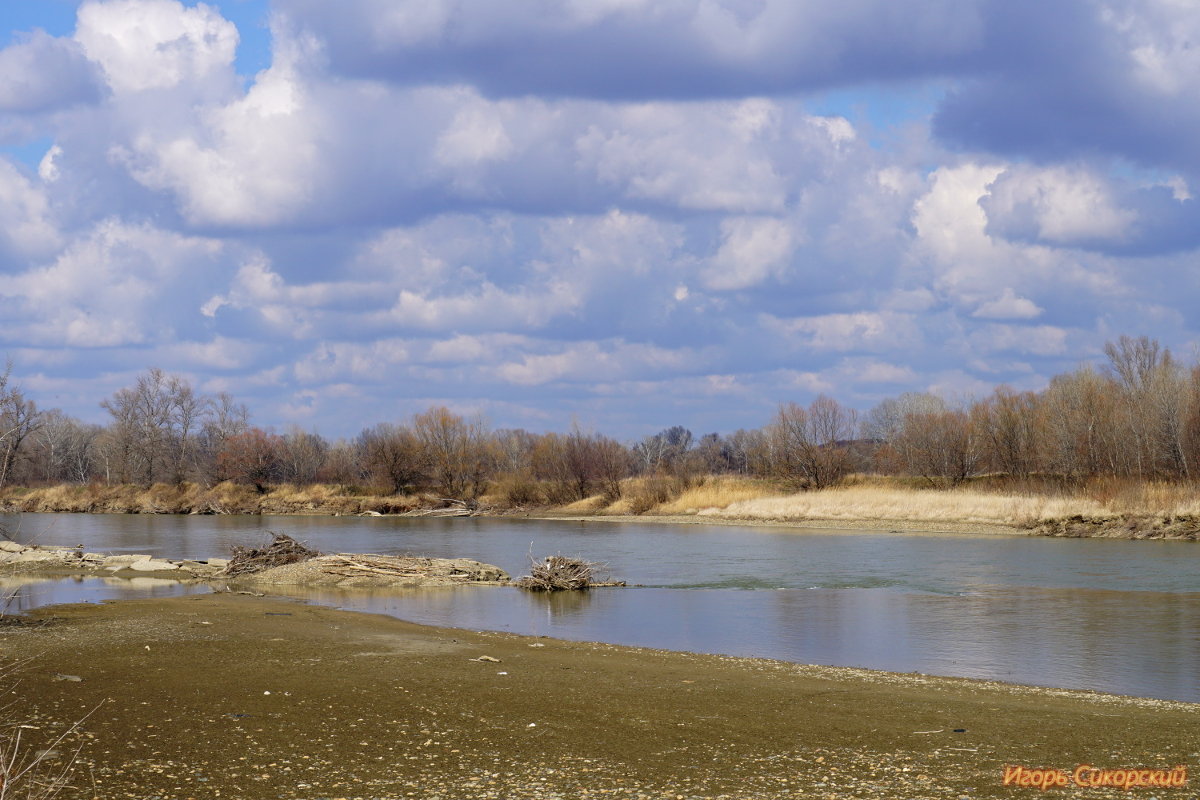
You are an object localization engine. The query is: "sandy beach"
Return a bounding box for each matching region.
[3,593,1195,799]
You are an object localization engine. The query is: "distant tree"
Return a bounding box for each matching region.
[412,407,492,498]
[357,423,423,494]
[1041,366,1120,479]
[633,426,693,474]
[279,427,328,485]
[763,396,857,489]
[27,410,101,485]
[0,364,43,489]
[972,387,1043,478]
[216,428,283,492]
[893,405,982,486]
[101,369,212,484]
[317,439,367,486]
[531,428,631,501]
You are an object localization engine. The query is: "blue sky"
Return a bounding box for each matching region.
[0,0,1198,439]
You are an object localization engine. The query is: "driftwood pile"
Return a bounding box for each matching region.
[398,498,484,518]
[317,554,496,582]
[517,554,612,591]
[224,533,321,577]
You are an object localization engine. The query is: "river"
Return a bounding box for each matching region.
[2,513,1197,702]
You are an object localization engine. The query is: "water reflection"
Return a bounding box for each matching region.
[0,574,206,614]
[2,513,1198,701]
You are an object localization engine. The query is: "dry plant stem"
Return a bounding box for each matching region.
[517,553,607,591]
[224,533,320,577]
[319,554,480,581]
[0,698,100,800]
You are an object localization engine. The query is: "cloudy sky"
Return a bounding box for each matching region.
[1,0,1198,438]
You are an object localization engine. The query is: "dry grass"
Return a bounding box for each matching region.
[0,483,428,516]
[559,495,609,513]
[7,477,1200,532]
[705,486,1112,527]
[653,476,779,515]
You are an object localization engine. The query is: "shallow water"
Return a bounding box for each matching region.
[3,513,1198,701]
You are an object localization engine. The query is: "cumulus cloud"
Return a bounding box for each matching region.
[0,220,227,348]
[75,0,239,94]
[0,159,62,261]
[702,216,795,291]
[0,31,101,113]
[3,0,1200,437]
[113,47,319,227]
[972,289,1043,320]
[276,0,985,98]
[933,0,1200,173]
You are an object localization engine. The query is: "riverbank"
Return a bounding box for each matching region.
[4,479,1200,539]
[0,539,512,588]
[5,593,1196,799]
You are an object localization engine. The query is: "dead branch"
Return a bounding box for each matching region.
[516,553,609,591]
[224,533,321,577]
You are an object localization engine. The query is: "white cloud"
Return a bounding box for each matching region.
[388,281,582,332]
[494,340,699,386]
[969,324,1069,356]
[434,95,515,167]
[984,165,1137,244]
[576,99,788,212]
[973,288,1043,320]
[1,219,225,347]
[764,311,922,353]
[702,216,795,291]
[912,162,1004,265]
[0,160,62,259]
[75,0,238,94]
[0,31,100,112]
[115,50,319,227]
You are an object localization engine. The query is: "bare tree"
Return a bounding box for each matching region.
[891,400,983,486]
[0,364,43,489]
[357,423,423,494]
[763,396,857,489]
[412,407,492,498]
[278,427,328,485]
[100,369,212,484]
[973,387,1043,478]
[216,428,283,492]
[633,426,693,474]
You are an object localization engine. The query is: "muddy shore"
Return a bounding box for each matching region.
[4,594,1196,799]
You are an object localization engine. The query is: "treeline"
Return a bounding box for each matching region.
[3,336,1200,504]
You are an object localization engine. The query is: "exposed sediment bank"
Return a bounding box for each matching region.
[0,541,511,587]
[4,594,1197,799]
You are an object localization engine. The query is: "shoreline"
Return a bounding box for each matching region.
[517,511,1028,536]
[5,593,1197,799]
[5,496,1199,540]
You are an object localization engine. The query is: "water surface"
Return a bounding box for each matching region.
[3,513,1197,701]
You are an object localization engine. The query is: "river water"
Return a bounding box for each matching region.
[2,513,1198,702]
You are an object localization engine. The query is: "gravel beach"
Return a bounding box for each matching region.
[3,593,1196,799]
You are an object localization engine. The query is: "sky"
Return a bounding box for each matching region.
[1,0,1199,439]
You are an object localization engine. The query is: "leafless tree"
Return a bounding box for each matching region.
[973,387,1043,478]
[412,407,493,498]
[764,396,857,489]
[0,364,43,489]
[100,369,212,484]
[357,423,424,494]
[278,427,328,485]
